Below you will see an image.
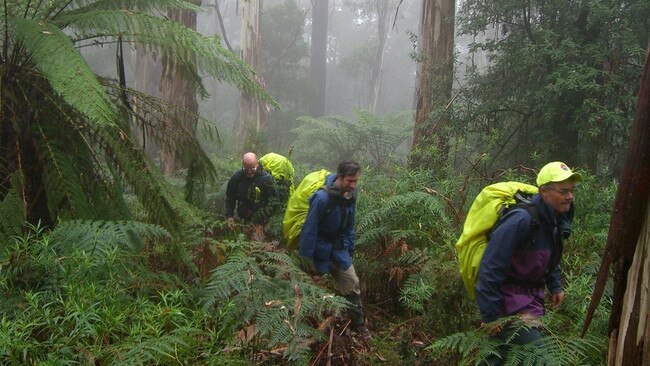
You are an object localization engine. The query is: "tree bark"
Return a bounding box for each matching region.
[368,0,390,113]
[309,0,328,117]
[409,0,455,169]
[581,46,650,365]
[131,44,161,159]
[159,0,200,174]
[235,0,267,151]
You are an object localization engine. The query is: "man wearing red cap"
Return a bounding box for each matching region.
[476,162,582,365]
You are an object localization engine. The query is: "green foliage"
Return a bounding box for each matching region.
[428,317,606,365]
[291,109,412,168]
[0,0,275,235]
[0,220,247,365]
[453,0,648,174]
[202,239,350,363]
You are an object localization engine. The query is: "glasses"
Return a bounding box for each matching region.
[547,187,576,196]
[242,165,258,172]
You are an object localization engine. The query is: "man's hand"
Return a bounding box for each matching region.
[227,217,236,231]
[549,291,565,309]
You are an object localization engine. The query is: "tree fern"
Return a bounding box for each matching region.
[12,16,120,128]
[0,0,277,234]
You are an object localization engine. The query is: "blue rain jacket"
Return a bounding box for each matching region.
[298,173,356,274]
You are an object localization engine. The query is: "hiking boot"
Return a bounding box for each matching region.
[353,323,372,341]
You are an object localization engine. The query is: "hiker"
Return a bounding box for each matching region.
[476,161,582,365]
[225,152,276,230]
[298,161,371,340]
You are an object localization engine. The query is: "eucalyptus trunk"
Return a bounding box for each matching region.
[131,44,161,159]
[159,1,200,174]
[235,0,266,151]
[582,46,650,365]
[309,0,328,117]
[409,0,455,169]
[368,0,390,114]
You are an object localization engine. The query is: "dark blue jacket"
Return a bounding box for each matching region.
[476,194,567,323]
[225,168,275,222]
[298,173,356,274]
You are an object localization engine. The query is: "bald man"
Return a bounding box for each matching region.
[225,152,276,229]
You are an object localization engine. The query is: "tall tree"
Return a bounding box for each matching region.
[159,0,201,174]
[582,45,650,365]
[344,0,395,113]
[309,0,329,117]
[0,0,273,234]
[260,0,311,150]
[455,0,648,173]
[235,0,268,150]
[409,0,455,169]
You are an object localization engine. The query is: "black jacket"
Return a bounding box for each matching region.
[225,168,276,222]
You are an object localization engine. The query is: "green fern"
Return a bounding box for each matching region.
[202,240,349,362]
[0,0,276,233]
[49,220,169,255]
[428,319,606,365]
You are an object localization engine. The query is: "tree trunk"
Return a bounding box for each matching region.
[609,205,650,365]
[368,0,390,114]
[409,0,455,169]
[159,1,200,174]
[309,0,328,117]
[235,0,267,151]
[131,44,161,159]
[582,45,650,365]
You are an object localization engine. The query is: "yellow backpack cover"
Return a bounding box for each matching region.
[455,181,538,299]
[282,169,330,250]
[259,153,296,196]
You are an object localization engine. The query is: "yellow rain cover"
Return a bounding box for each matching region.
[455,181,538,299]
[282,169,330,250]
[260,153,296,196]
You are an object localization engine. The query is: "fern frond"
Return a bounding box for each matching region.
[66,0,204,14]
[49,220,169,255]
[56,10,277,106]
[11,17,119,128]
[0,174,26,242]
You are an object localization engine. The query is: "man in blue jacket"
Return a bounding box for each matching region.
[476,161,582,365]
[298,161,371,340]
[225,152,276,230]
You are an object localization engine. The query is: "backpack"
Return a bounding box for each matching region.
[282,169,330,250]
[455,181,539,299]
[259,153,295,196]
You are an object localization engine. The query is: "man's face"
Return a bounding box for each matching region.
[540,180,577,214]
[242,162,258,178]
[338,173,360,193]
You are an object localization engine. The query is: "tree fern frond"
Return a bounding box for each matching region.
[0,174,26,242]
[49,219,169,255]
[56,10,277,106]
[36,123,94,219]
[11,17,119,128]
[65,0,204,14]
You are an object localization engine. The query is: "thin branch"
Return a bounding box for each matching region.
[206,0,233,52]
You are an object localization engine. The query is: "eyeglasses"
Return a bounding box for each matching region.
[242,165,258,172]
[547,187,576,196]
